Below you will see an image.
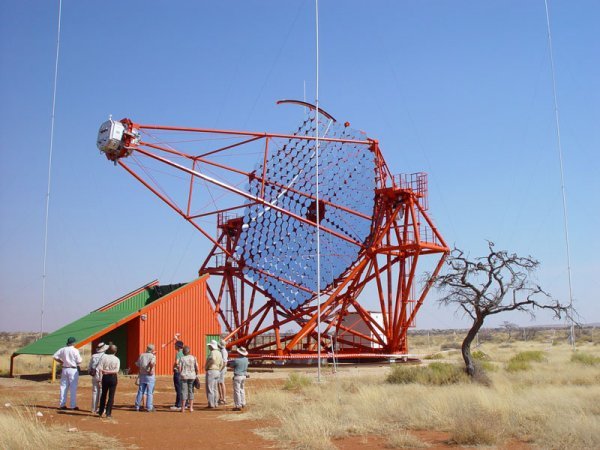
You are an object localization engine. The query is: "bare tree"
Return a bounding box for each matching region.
[501,321,519,341]
[432,242,570,377]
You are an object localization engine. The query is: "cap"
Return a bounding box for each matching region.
[66,337,76,345]
[175,340,184,349]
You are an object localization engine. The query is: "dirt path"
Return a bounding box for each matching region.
[0,375,274,449]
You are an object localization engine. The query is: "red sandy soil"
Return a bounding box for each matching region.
[0,375,273,449]
[0,372,532,449]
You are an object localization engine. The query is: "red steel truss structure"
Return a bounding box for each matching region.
[99,106,449,359]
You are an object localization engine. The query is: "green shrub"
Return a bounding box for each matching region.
[425,362,468,385]
[505,359,531,372]
[387,363,468,385]
[510,350,546,363]
[424,353,445,360]
[571,352,600,366]
[471,350,490,361]
[386,365,419,384]
[475,360,497,372]
[283,373,313,390]
[505,350,545,372]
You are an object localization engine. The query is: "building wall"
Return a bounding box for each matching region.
[338,312,386,350]
[134,276,221,375]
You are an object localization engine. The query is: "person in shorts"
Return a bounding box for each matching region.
[178,346,199,412]
[217,339,229,405]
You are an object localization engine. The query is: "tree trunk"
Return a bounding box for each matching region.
[462,317,484,377]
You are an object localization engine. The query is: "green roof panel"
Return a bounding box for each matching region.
[15,285,160,356]
[15,309,137,355]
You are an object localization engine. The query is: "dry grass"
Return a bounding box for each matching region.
[283,373,314,390]
[385,432,430,448]
[571,351,600,366]
[0,332,92,376]
[241,341,600,449]
[0,406,123,449]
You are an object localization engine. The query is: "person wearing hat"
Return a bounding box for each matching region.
[230,347,249,411]
[217,339,229,405]
[204,340,224,408]
[53,336,83,410]
[88,342,109,413]
[170,340,185,410]
[134,344,157,412]
[96,344,120,418]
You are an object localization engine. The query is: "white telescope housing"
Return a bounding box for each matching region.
[97,118,125,154]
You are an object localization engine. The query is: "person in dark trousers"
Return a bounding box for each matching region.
[170,340,185,410]
[96,345,120,418]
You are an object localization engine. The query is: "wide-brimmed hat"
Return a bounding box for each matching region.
[208,340,219,350]
[237,346,248,356]
[146,344,155,353]
[66,337,76,345]
[95,342,109,353]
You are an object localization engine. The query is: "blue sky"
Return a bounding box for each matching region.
[1,1,598,333]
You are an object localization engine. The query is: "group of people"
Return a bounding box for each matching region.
[52,335,250,418]
[170,338,248,411]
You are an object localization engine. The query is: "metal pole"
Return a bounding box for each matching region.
[315,0,322,383]
[544,0,575,348]
[51,359,57,383]
[41,0,63,340]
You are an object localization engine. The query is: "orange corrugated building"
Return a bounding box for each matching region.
[12,275,221,377]
[91,276,221,375]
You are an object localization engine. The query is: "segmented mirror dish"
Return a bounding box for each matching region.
[235,112,376,309]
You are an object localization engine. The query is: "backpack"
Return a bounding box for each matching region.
[89,354,103,377]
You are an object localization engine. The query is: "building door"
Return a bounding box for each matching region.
[101,325,129,373]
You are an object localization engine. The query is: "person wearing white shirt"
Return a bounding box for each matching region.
[97,344,121,418]
[53,336,83,410]
[88,342,108,413]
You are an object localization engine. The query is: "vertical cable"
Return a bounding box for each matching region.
[544,0,575,347]
[40,0,63,340]
[315,0,322,382]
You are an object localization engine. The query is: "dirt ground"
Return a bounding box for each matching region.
[0,368,530,449]
[0,374,276,449]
